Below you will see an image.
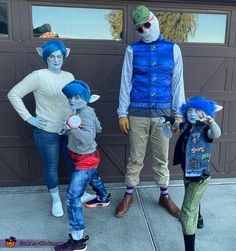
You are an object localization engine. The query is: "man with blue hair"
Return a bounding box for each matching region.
[54,80,111,251]
[161,96,221,251]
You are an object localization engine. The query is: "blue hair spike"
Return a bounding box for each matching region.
[62,80,91,102]
[41,40,67,63]
[181,96,217,121]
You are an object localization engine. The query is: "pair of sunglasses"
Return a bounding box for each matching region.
[136,15,154,33]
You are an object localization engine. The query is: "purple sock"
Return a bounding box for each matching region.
[125,186,134,195]
[160,186,168,197]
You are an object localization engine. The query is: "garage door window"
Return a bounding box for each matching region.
[0,3,8,36]
[32,5,123,41]
[154,11,227,44]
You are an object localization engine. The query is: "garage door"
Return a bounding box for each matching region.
[0,0,236,186]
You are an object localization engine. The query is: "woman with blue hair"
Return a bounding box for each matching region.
[161,96,221,251]
[7,39,95,218]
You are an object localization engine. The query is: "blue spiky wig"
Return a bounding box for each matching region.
[41,40,67,63]
[62,80,91,102]
[181,96,217,120]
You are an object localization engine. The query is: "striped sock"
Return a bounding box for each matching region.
[160,186,168,197]
[125,186,134,195]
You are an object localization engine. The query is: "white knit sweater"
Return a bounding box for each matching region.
[8,69,75,133]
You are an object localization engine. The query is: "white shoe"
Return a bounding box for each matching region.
[52,201,63,217]
[81,191,97,203]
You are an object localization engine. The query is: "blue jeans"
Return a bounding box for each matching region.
[66,168,108,232]
[33,128,71,190]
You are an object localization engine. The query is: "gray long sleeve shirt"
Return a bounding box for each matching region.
[67,106,102,154]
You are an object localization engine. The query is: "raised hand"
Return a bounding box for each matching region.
[197,111,214,125]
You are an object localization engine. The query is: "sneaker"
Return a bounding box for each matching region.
[84,193,111,208]
[52,201,63,217]
[54,234,89,251]
[81,191,97,203]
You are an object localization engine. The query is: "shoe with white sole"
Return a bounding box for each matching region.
[52,201,63,217]
[81,191,97,203]
[54,234,89,251]
[85,193,111,208]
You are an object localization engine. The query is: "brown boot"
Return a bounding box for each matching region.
[159,195,180,218]
[115,194,133,218]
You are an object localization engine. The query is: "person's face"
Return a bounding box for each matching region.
[187,108,201,124]
[136,15,154,34]
[68,95,87,110]
[47,50,63,73]
[135,14,160,43]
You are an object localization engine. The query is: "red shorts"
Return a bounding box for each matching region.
[68,150,100,170]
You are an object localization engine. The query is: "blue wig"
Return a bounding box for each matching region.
[62,80,91,102]
[41,40,67,63]
[181,96,217,121]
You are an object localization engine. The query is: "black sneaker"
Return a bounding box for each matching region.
[84,193,111,208]
[197,216,204,229]
[54,234,89,251]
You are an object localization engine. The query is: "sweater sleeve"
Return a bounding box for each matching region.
[7,71,40,121]
[117,45,133,118]
[69,109,96,145]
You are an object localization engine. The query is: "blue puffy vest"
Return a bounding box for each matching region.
[185,124,212,177]
[130,36,174,109]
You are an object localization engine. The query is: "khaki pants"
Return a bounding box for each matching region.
[180,177,210,235]
[125,116,169,187]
